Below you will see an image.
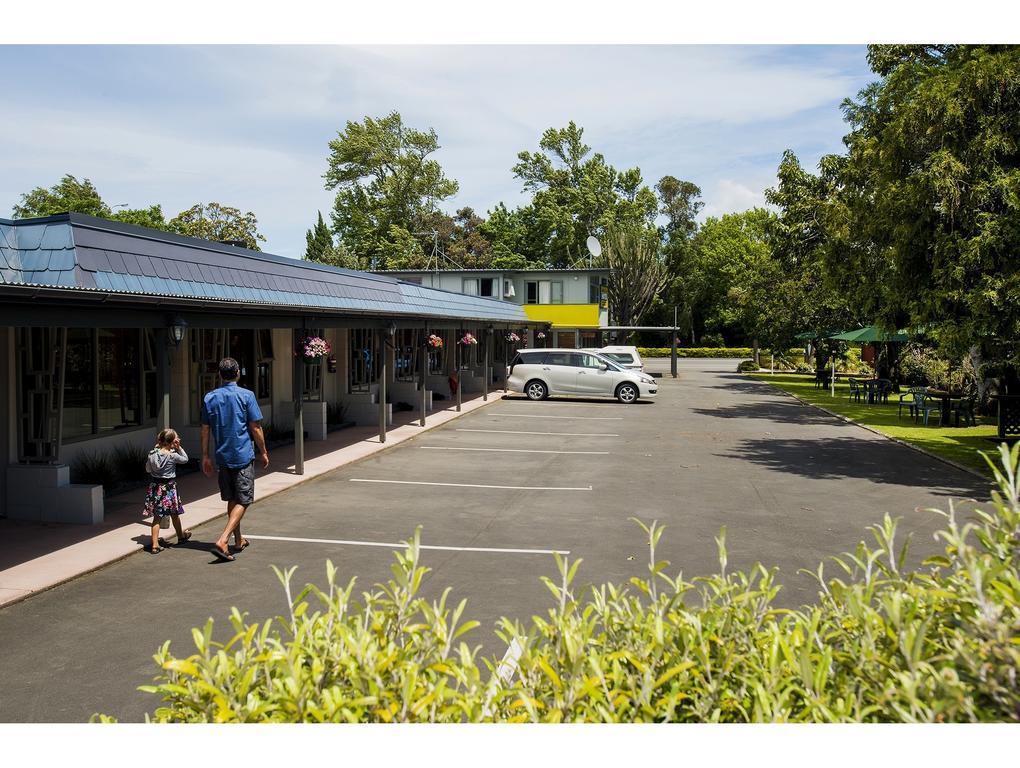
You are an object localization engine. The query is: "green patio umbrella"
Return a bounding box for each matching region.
[828,325,910,343]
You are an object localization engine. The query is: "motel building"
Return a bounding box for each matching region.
[374,268,611,350]
[0,213,536,525]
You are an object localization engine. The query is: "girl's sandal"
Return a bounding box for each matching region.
[145,545,164,554]
[177,530,193,544]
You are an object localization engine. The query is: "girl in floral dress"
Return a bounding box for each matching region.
[143,428,192,553]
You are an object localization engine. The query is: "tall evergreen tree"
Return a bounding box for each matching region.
[305,211,334,261]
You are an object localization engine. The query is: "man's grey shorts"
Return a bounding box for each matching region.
[218,461,255,506]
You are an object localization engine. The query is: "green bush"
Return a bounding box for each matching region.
[105,445,1020,723]
[638,347,804,359]
[736,360,760,372]
[70,451,118,491]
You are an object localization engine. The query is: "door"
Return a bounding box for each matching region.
[542,351,577,394]
[573,352,615,395]
[228,329,256,391]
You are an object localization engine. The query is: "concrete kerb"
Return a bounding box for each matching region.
[0,394,504,610]
[750,375,988,482]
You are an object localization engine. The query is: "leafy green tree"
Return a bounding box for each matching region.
[324,111,459,269]
[829,44,1020,365]
[480,203,548,269]
[13,174,111,218]
[509,121,659,267]
[305,211,334,260]
[168,202,265,250]
[599,226,669,330]
[109,205,168,231]
[648,177,704,341]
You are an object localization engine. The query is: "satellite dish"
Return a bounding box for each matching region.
[586,235,602,258]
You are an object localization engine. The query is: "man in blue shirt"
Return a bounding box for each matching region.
[201,357,269,562]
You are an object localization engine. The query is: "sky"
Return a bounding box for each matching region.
[0,45,876,258]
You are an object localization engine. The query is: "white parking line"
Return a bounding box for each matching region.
[243,534,570,555]
[419,446,610,455]
[489,414,623,421]
[456,428,619,437]
[350,478,592,491]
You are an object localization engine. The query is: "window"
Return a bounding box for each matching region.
[538,281,551,304]
[256,329,274,401]
[480,278,495,297]
[575,353,602,369]
[556,331,576,348]
[63,328,94,440]
[96,329,142,431]
[350,329,377,392]
[526,281,538,304]
[396,329,421,382]
[603,352,634,365]
[579,331,600,349]
[463,278,480,295]
[589,275,607,304]
[61,328,154,440]
[551,281,563,304]
[546,352,573,366]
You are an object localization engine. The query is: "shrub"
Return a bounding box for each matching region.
[700,332,725,347]
[638,347,803,359]
[105,446,1020,723]
[110,442,152,484]
[70,451,118,491]
[736,360,759,372]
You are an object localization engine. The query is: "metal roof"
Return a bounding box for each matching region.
[0,214,530,324]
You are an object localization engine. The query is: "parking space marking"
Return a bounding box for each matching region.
[419,446,610,455]
[350,478,593,491]
[244,534,569,555]
[456,428,619,437]
[488,414,623,421]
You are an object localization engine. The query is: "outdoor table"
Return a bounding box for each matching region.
[926,388,964,426]
[862,379,880,404]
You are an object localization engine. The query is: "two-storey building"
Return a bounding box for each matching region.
[374,268,610,349]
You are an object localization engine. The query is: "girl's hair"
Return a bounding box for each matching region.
[156,428,179,447]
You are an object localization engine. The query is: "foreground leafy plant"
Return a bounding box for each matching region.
[103,446,1020,723]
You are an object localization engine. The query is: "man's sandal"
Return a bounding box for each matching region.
[230,538,251,553]
[210,544,235,562]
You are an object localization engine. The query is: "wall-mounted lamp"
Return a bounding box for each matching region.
[168,316,188,346]
[386,321,397,337]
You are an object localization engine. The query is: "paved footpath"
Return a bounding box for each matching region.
[0,359,987,722]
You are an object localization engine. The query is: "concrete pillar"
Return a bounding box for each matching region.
[157,330,171,430]
[293,346,304,475]
[378,330,387,443]
[420,328,427,427]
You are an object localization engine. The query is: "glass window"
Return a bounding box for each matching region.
[603,352,634,364]
[575,353,602,369]
[463,278,480,295]
[63,328,94,439]
[538,281,551,304]
[556,331,576,348]
[526,281,538,304]
[97,329,141,432]
[551,282,563,304]
[546,352,573,367]
[480,278,495,297]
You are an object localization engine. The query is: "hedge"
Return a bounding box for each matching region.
[97,443,1020,723]
[638,347,803,358]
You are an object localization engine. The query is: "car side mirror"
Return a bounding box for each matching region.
[599,364,608,371]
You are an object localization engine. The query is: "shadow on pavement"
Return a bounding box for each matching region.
[719,435,986,498]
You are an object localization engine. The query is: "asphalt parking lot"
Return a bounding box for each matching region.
[0,358,988,722]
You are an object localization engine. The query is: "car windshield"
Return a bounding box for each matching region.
[594,354,625,372]
[603,352,635,364]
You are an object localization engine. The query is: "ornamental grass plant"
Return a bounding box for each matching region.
[104,446,1020,723]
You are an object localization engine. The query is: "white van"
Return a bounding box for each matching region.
[596,346,645,372]
[507,348,657,404]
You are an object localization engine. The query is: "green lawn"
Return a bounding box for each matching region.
[751,373,1001,477]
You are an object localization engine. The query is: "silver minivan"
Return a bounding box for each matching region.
[506,348,657,403]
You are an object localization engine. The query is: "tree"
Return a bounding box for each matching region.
[324,111,459,269]
[599,226,669,331]
[109,205,168,231]
[649,177,704,342]
[305,211,334,261]
[13,174,111,218]
[829,45,1020,365]
[168,203,265,250]
[509,122,659,267]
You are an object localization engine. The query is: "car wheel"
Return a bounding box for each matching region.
[616,382,639,404]
[525,379,548,401]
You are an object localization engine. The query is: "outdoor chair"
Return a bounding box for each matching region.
[876,379,893,404]
[952,395,977,427]
[847,377,862,403]
[913,393,942,426]
[898,386,927,419]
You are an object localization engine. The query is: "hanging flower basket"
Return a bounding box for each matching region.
[460,333,478,346]
[427,334,444,349]
[537,331,546,339]
[299,336,331,363]
[506,332,521,343]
